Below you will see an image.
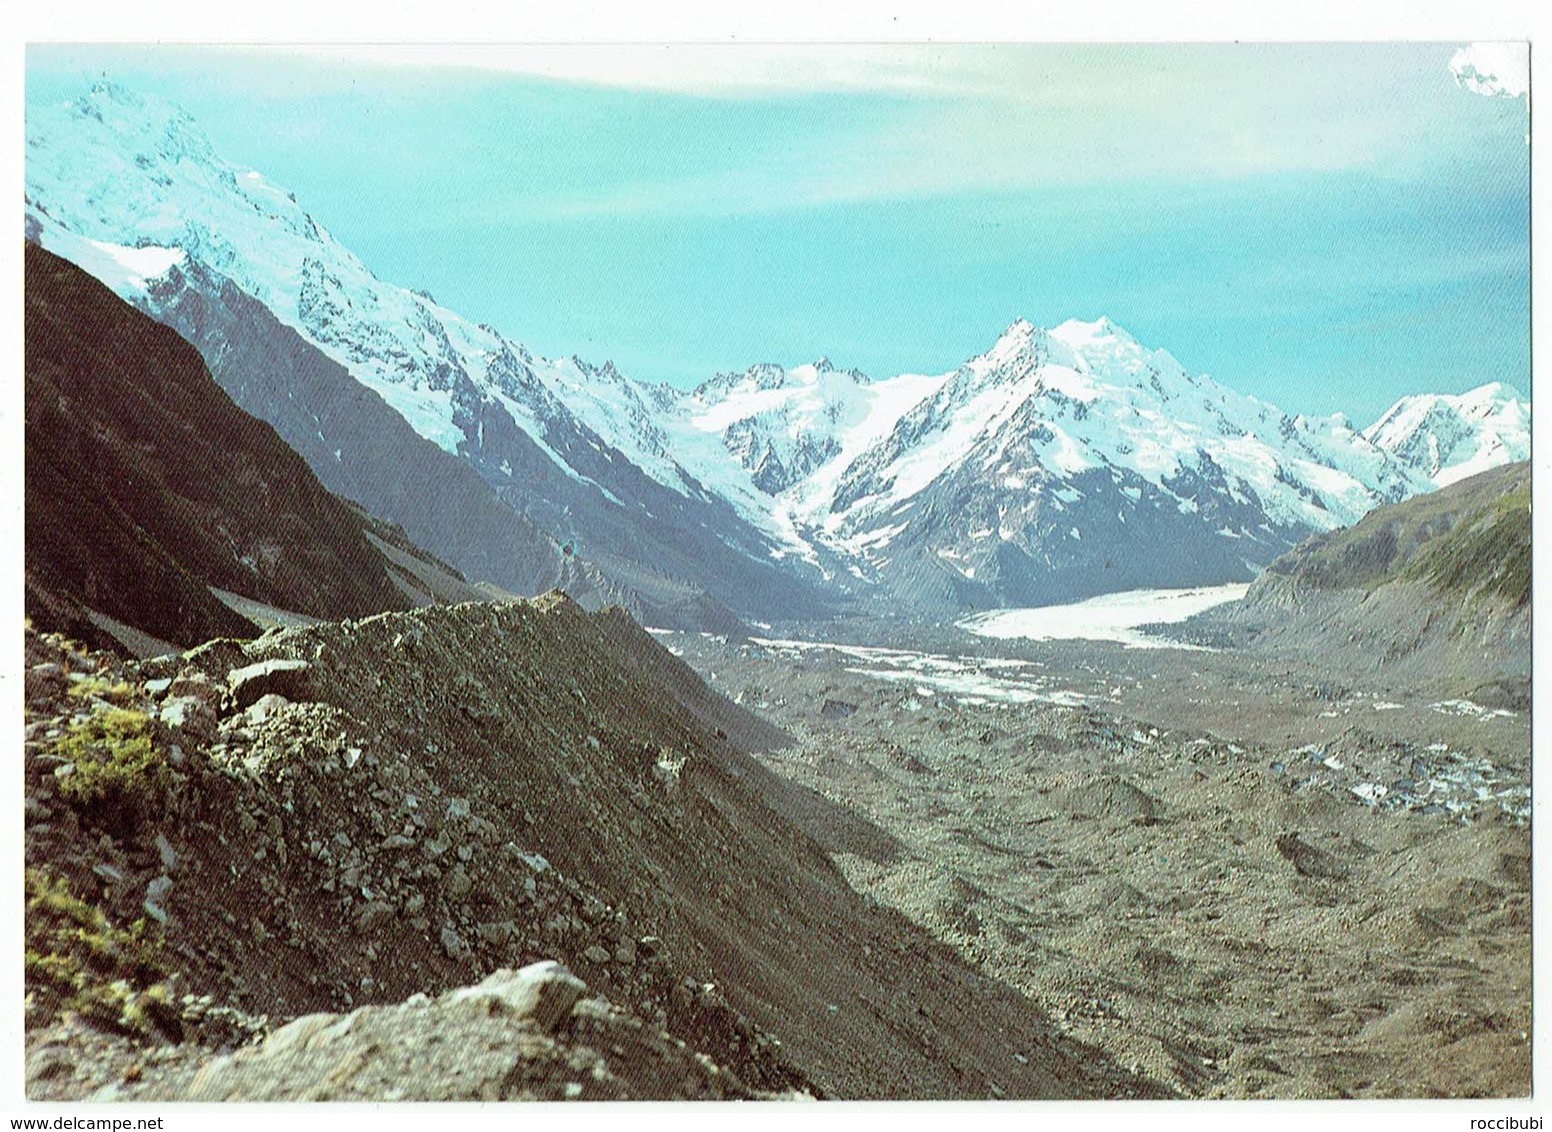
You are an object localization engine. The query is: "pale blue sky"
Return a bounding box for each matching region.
[25,43,1530,422]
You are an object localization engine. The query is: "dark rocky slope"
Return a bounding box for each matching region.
[1182,461,1531,705]
[24,242,418,652]
[22,596,1164,1100]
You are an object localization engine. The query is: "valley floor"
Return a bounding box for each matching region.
[658,620,1532,1098]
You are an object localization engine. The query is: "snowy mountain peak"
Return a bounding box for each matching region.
[971,318,1057,378]
[991,316,1037,350]
[1363,382,1530,487]
[25,79,1534,619]
[1457,380,1524,409]
[74,81,212,156]
[1051,315,1133,345]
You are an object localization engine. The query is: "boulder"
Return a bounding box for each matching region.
[448,961,586,1031]
[160,696,216,740]
[228,659,311,711]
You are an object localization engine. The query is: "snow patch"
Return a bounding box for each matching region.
[959,583,1250,649]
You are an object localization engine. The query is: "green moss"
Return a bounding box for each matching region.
[65,676,139,705]
[50,707,172,824]
[24,868,172,1036]
[25,948,84,995]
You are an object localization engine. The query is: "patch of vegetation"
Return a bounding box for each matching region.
[50,707,174,828]
[1405,485,1531,607]
[23,868,177,1038]
[65,674,139,705]
[1272,465,1531,605]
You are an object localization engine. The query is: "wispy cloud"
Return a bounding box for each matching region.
[277,44,1008,97]
[1449,42,1528,99]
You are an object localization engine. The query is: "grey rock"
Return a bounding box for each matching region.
[26,1045,76,1085]
[228,659,311,711]
[140,966,748,1100]
[444,866,473,901]
[167,671,222,708]
[356,900,396,933]
[160,696,216,739]
[476,920,515,946]
[259,1012,337,1057]
[440,925,467,959]
[448,961,587,1031]
[155,832,179,872]
[519,851,551,874]
[244,693,291,726]
[582,945,611,965]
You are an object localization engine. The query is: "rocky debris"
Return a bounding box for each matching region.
[1273,833,1349,880]
[23,599,1163,1103]
[1098,777,1163,826]
[1274,734,1530,827]
[820,699,858,721]
[227,658,311,711]
[125,969,768,1102]
[661,620,1531,1100]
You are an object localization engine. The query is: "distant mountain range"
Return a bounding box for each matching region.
[24,82,1531,623]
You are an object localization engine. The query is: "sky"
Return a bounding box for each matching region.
[24,42,1531,423]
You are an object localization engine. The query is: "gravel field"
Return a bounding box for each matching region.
[657,613,1532,1098]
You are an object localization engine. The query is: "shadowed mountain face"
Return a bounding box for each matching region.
[130,254,763,634]
[24,242,417,650]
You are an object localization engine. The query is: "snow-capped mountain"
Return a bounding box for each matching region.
[25,82,830,627]
[25,82,1532,618]
[1364,383,1530,488]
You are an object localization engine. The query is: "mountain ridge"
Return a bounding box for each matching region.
[23,241,427,652]
[25,80,1531,618]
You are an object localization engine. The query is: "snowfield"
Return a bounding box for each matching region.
[958,583,1252,648]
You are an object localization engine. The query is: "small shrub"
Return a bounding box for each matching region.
[50,707,172,826]
[23,869,171,1036]
[65,676,139,705]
